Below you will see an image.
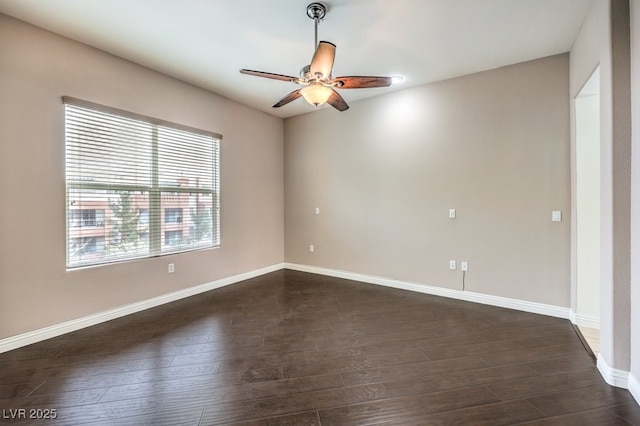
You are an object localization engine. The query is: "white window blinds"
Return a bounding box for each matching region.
[64,97,221,268]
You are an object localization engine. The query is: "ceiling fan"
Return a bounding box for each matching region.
[240,2,397,112]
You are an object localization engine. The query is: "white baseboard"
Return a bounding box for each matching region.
[4,260,635,393]
[569,311,600,329]
[284,263,571,319]
[629,373,640,405]
[0,263,284,354]
[597,355,630,389]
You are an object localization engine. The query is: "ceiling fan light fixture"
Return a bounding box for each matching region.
[301,84,333,107]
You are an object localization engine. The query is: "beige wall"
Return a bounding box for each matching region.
[284,54,570,307]
[630,0,640,396]
[0,14,284,340]
[570,0,632,373]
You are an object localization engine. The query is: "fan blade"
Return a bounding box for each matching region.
[333,76,393,89]
[272,89,302,108]
[310,41,336,79]
[327,89,349,111]
[240,69,298,83]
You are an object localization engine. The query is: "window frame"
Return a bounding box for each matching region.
[63,97,222,269]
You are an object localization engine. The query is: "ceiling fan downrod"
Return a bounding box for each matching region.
[306,2,326,49]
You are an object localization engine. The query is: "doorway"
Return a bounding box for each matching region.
[575,67,601,354]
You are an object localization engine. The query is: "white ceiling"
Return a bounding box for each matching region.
[0,0,594,118]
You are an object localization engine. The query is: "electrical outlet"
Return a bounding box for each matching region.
[461,261,468,272]
[168,263,175,273]
[309,244,315,253]
[449,209,456,219]
[315,207,320,215]
[449,260,456,270]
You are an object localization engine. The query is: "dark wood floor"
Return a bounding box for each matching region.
[1,270,639,425]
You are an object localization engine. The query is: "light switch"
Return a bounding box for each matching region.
[315,207,320,215]
[449,209,456,219]
[552,211,562,222]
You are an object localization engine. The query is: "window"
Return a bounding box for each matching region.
[165,230,183,246]
[69,209,105,228]
[65,97,221,268]
[164,208,183,224]
[139,209,149,226]
[70,236,105,257]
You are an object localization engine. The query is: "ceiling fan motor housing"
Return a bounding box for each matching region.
[299,65,313,80]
